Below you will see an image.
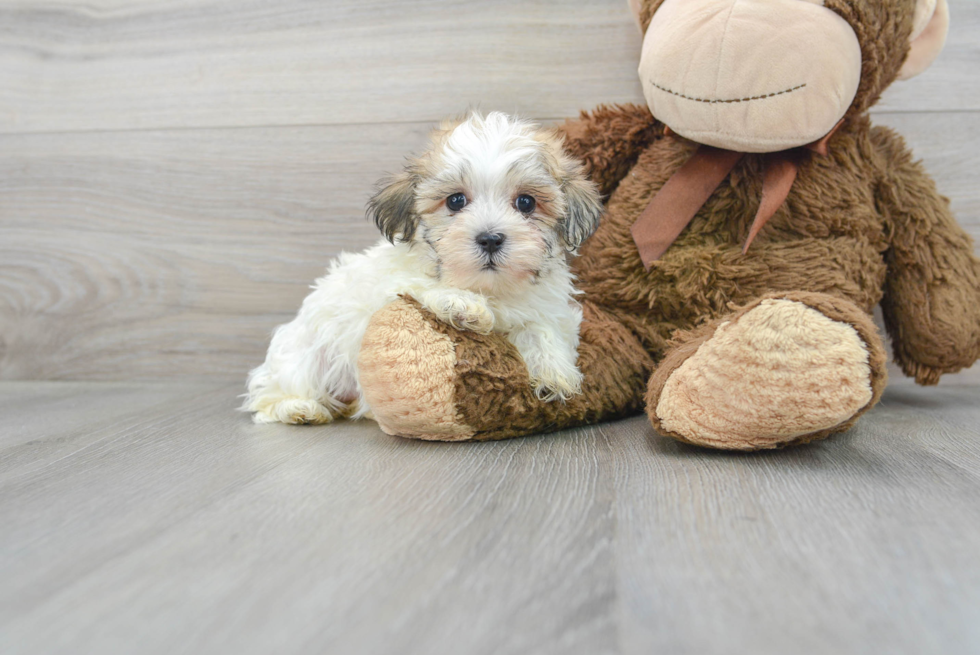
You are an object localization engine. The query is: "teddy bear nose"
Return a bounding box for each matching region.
[475,232,506,255]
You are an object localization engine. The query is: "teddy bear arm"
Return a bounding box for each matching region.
[873,126,980,384]
[556,104,664,198]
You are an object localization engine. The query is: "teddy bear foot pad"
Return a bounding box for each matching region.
[647,294,887,451]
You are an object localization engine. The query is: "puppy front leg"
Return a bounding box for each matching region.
[416,288,494,334]
[508,322,584,402]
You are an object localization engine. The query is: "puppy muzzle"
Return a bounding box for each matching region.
[475,231,506,256]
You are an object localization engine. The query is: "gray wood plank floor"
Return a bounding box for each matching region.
[3,115,977,383]
[0,0,647,133]
[2,2,980,651]
[1,382,979,654]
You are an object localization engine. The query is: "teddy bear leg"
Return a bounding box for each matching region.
[358,297,653,441]
[646,292,888,451]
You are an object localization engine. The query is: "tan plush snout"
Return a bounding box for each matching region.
[637,0,862,153]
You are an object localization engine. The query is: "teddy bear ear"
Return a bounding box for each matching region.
[626,0,644,32]
[897,0,949,80]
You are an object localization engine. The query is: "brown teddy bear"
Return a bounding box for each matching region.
[356,0,980,450]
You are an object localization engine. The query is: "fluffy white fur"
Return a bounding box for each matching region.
[244,112,602,425]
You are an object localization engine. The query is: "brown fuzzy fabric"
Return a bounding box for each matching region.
[872,126,980,384]
[822,0,918,118]
[635,0,666,33]
[358,0,980,449]
[556,104,664,200]
[361,105,978,446]
[569,107,980,381]
[411,298,654,441]
[572,113,893,341]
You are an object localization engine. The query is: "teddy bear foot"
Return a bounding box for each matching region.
[646,293,888,451]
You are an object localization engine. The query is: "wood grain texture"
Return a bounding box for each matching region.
[614,386,980,654]
[0,381,618,655]
[1,381,978,654]
[2,112,978,383]
[0,0,975,136]
[873,0,980,113]
[0,122,433,380]
[0,0,978,386]
[2,3,979,653]
[0,0,646,134]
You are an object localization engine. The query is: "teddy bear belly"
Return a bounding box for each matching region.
[572,136,891,355]
[575,231,887,354]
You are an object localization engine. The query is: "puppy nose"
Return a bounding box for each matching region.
[475,232,506,255]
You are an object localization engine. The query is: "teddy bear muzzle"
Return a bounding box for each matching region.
[637,0,862,153]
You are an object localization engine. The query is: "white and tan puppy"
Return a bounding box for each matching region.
[244,112,602,425]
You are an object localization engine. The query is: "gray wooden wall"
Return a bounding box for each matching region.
[1,0,978,385]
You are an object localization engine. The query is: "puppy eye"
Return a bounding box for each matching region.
[515,194,536,214]
[446,193,467,212]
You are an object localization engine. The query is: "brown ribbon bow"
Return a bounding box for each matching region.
[630,121,843,270]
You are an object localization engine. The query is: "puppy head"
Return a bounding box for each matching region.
[367,112,602,294]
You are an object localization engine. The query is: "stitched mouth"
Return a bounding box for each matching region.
[649,81,806,104]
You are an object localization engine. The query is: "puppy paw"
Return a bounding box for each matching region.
[425,292,494,334]
[530,366,584,403]
[450,304,494,334]
[252,397,335,425]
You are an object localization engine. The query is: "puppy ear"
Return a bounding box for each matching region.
[535,127,603,250]
[367,168,421,243]
[559,173,603,251]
